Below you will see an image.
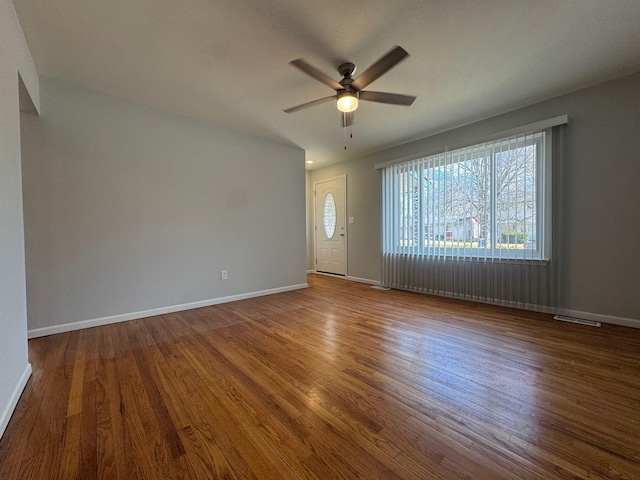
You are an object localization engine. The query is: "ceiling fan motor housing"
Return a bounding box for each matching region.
[338,62,356,80]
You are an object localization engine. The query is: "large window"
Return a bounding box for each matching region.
[382,129,551,261]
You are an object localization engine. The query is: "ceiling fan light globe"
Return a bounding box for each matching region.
[337,92,358,113]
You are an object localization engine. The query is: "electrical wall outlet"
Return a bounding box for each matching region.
[220,270,228,280]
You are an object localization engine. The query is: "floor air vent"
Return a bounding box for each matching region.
[371,285,391,291]
[553,315,601,327]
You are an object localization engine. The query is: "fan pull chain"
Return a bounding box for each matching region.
[342,112,353,150]
[344,115,347,150]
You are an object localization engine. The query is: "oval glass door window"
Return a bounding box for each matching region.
[323,193,337,239]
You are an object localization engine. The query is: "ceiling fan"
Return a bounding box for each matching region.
[284,46,416,127]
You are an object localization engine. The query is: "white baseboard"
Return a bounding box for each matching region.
[27,283,308,339]
[0,363,32,440]
[308,270,381,286]
[346,276,381,286]
[307,270,380,285]
[388,284,640,330]
[310,271,344,279]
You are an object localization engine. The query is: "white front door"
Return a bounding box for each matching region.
[314,176,346,276]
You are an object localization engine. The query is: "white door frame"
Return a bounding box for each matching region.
[313,174,347,276]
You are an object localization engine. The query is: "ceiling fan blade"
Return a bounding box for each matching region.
[290,59,344,91]
[341,112,354,128]
[358,90,416,106]
[351,46,409,91]
[284,95,336,114]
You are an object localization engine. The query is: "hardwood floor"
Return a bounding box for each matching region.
[1,274,639,479]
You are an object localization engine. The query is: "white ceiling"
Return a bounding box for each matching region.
[13,0,640,169]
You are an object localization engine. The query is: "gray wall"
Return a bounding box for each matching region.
[305,170,314,271]
[311,72,640,324]
[21,77,307,331]
[0,0,39,438]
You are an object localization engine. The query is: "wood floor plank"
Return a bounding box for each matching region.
[2,274,640,479]
[1,333,76,480]
[239,313,536,479]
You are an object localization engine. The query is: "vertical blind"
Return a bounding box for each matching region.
[381,123,564,310]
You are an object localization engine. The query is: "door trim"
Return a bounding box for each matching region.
[313,174,347,276]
